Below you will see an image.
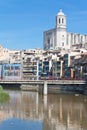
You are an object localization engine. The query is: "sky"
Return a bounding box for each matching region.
[0,0,87,50]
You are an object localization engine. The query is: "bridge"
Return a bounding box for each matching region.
[0,79,86,85]
[0,79,86,95]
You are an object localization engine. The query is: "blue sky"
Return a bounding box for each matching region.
[0,0,87,50]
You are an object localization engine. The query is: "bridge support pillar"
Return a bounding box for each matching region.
[44,81,48,95]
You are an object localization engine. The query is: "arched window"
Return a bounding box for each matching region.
[62,18,64,23]
[59,18,60,24]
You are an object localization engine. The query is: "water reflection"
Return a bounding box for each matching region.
[0,90,87,130]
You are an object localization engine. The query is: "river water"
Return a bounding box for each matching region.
[0,90,87,130]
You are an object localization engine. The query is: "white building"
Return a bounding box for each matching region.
[0,44,10,63]
[44,9,87,50]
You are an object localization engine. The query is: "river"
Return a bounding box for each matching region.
[0,90,87,130]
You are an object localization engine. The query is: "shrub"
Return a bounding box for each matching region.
[0,85,9,102]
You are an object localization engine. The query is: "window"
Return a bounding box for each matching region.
[74,35,76,44]
[62,18,64,23]
[81,36,83,43]
[47,38,50,44]
[59,18,60,24]
[62,42,64,46]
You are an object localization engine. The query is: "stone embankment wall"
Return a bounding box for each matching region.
[39,84,87,95]
[7,82,87,95]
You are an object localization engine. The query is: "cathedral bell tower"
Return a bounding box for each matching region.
[56,9,67,49]
[56,9,66,31]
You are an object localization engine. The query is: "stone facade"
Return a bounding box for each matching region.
[44,9,87,50]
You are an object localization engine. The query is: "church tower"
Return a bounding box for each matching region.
[56,9,66,31]
[56,9,68,49]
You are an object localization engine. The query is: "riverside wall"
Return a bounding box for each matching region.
[38,84,87,95]
[20,83,87,95]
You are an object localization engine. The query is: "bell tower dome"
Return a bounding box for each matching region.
[56,9,66,31]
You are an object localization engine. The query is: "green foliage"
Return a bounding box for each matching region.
[0,85,3,92]
[0,85,9,102]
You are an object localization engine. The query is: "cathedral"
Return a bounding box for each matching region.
[43,9,87,50]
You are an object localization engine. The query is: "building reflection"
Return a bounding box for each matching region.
[0,90,87,130]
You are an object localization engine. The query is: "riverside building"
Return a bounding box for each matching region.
[44,9,87,50]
